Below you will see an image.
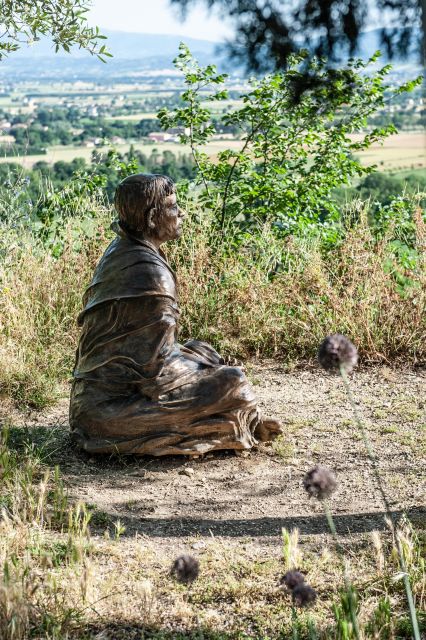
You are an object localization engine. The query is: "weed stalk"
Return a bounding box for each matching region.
[339,364,421,640]
[323,501,360,639]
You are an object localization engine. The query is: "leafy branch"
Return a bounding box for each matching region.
[158,45,421,244]
[0,0,111,61]
[158,43,228,197]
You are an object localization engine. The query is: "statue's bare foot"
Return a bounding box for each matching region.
[254,417,282,442]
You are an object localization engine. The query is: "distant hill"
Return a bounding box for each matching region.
[0,28,420,80]
[0,31,222,80]
[11,30,218,59]
[10,27,419,61]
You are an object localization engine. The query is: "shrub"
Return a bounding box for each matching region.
[0,207,111,408]
[0,188,424,408]
[171,195,425,365]
[158,45,422,244]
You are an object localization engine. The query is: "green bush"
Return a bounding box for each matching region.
[158,45,422,245]
[0,50,424,408]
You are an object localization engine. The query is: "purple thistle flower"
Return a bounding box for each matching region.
[318,334,358,373]
[303,465,337,500]
[170,554,200,584]
[280,570,306,591]
[292,583,317,607]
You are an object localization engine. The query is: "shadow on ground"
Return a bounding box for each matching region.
[80,623,268,639]
[89,507,426,538]
[4,402,425,541]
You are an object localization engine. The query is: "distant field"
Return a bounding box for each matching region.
[0,132,424,173]
[351,132,426,172]
[0,96,18,109]
[0,139,242,168]
[106,112,159,121]
[105,99,245,117]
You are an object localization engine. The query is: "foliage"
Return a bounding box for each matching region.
[0,0,110,61]
[0,166,107,259]
[159,45,422,245]
[1,184,424,409]
[3,112,163,152]
[334,171,426,215]
[0,149,195,211]
[0,149,196,256]
[170,0,422,72]
[0,420,424,638]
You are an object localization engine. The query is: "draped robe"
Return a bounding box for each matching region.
[69,227,261,456]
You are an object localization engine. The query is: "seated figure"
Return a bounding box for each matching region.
[70,174,282,456]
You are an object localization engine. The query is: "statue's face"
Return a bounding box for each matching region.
[155,193,185,243]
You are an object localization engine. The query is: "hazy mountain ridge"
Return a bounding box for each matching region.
[11,30,218,59]
[0,28,420,80]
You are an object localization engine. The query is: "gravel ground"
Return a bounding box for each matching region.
[10,363,425,547]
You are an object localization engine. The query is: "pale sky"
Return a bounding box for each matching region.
[88,0,233,41]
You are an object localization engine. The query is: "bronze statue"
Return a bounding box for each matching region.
[70,174,282,456]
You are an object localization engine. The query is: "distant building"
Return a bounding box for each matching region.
[167,126,190,136]
[0,135,15,145]
[213,133,235,140]
[147,128,188,143]
[148,132,173,142]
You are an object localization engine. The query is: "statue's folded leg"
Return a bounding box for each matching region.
[254,418,282,442]
[70,366,281,456]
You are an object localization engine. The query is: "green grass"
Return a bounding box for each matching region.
[388,167,426,179]
[0,190,425,409]
[0,424,424,638]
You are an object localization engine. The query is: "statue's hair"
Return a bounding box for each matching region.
[114,173,175,236]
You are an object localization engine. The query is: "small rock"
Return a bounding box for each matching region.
[235,450,250,458]
[128,469,146,477]
[192,540,206,550]
[179,467,195,477]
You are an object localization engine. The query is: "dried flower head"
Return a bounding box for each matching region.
[318,334,358,373]
[303,465,337,500]
[292,583,317,607]
[170,554,200,584]
[280,570,305,591]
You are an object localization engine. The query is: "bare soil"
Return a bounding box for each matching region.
[10,364,426,548]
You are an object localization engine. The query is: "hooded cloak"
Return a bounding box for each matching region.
[69,226,261,455]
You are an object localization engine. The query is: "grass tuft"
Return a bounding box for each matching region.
[1,196,425,408]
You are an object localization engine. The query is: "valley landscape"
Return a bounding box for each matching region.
[0,17,425,640]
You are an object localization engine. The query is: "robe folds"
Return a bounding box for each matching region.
[69,227,261,456]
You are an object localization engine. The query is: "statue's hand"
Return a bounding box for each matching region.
[181,339,224,366]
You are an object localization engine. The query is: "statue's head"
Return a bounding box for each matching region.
[114,173,184,245]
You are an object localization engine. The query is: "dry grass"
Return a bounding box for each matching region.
[0,219,110,409]
[171,203,426,366]
[0,422,424,639]
[0,198,425,409]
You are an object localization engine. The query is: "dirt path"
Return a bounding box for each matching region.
[11,364,425,547]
